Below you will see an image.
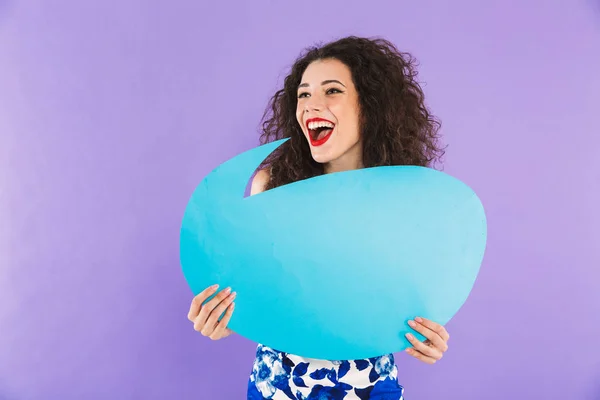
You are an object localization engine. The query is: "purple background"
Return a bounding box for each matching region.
[1,1,599,399]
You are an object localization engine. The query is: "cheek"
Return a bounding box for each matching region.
[333,106,359,137]
[295,110,304,131]
[346,106,361,137]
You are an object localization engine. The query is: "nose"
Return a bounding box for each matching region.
[304,95,324,113]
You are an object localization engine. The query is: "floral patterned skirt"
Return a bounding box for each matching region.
[247,344,405,399]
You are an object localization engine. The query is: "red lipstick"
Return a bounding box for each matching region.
[305,117,335,147]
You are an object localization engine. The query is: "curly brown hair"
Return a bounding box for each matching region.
[258,36,445,190]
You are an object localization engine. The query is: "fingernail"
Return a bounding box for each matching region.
[224,287,231,294]
[405,348,412,353]
[231,302,235,309]
[415,317,423,323]
[211,284,219,290]
[405,333,414,340]
[408,320,416,328]
[230,291,237,298]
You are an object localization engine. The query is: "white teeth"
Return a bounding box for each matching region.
[308,121,334,130]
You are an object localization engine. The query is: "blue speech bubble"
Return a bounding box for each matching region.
[180,139,487,360]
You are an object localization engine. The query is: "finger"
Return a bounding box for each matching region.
[210,302,236,340]
[405,332,443,360]
[195,287,232,332]
[405,347,438,364]
[203,291,237,335]
[188,284,219,321]
[415,317,450,342]
[408,319,448,352]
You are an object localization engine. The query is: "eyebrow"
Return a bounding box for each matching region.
[298,79,346,89]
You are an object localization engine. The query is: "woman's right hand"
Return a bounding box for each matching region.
[187,284,236,340]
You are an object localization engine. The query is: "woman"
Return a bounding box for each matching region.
[187,36,450,399]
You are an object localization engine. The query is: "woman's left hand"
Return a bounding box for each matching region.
[404,317,450,364]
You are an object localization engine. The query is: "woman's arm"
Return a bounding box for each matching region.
[250,168,270,195]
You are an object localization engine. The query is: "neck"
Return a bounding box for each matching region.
[323,142,364,174]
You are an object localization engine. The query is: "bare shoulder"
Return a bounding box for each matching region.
[250,168,271,195]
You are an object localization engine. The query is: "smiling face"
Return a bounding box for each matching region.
[296,58,363,172]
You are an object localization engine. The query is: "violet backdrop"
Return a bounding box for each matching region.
[1,0,599,399]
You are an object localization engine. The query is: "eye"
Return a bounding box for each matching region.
[298,92,310,99]
[326,87,343,95]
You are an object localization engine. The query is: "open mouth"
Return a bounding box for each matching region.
[306,118,335,146]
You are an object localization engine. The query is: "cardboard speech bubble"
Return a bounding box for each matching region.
[180,139,487,360]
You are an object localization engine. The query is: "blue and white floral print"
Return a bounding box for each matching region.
[248,344,404,399]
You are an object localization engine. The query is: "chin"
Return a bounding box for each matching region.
[311,156,330,164]
[309,148,335,164]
